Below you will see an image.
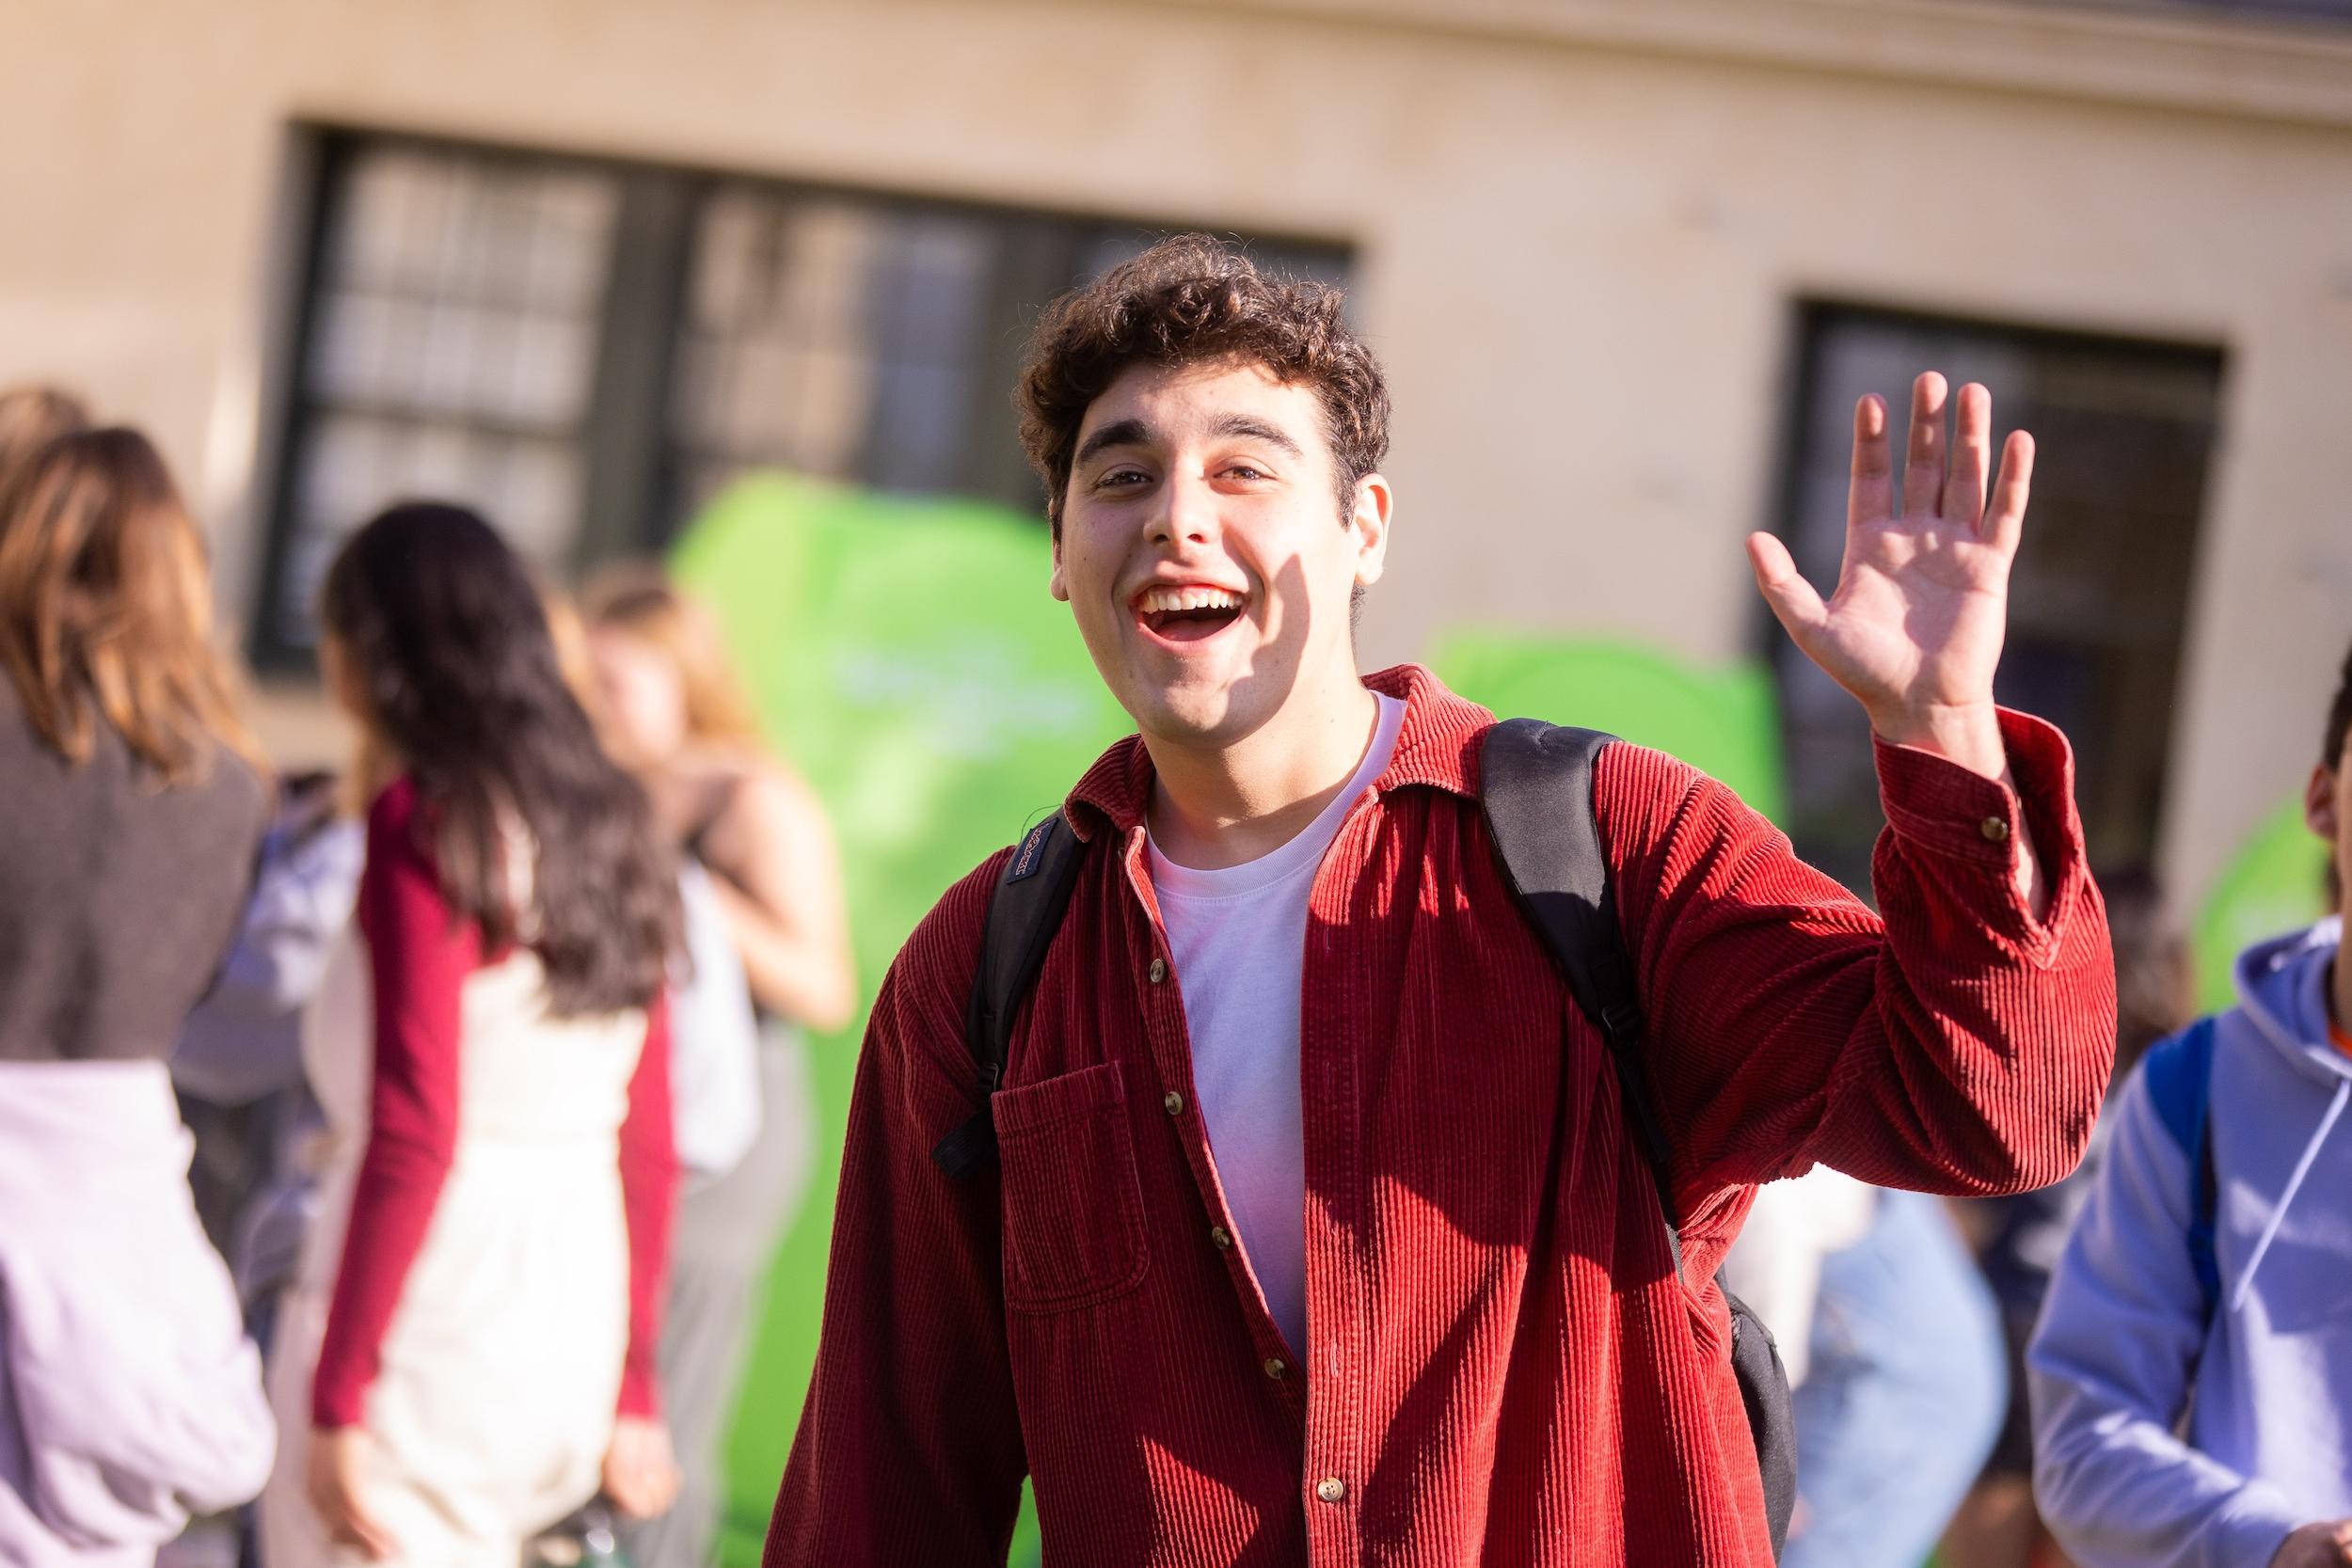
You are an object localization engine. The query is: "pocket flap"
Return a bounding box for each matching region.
[993,1058,1125,1136]
[993,1060,1149,1312]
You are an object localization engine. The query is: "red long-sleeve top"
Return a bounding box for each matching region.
[767,664,2116,1566]
[310,778,677,1430]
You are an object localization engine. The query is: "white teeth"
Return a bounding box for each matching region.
[1136,586,1244,615]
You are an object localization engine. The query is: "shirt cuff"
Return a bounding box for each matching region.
[1874,707,2082,871]
[618,1361,660,1419]
[2208,1480,2302,1568]
[310,1376,365,1431]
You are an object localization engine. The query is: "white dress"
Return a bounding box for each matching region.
[258,924,649,1568]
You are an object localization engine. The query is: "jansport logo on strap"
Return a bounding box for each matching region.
[1009,818,1057,882]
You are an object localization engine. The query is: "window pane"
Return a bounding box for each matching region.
[267,142,620,651]
[663,193,1350,530]
[1770,306,2223,895]
[669,193,887,492]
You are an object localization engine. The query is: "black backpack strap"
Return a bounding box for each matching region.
[930,812,1087,1178]
[1481,718,1798,1558]
[1479,718,1685,1257]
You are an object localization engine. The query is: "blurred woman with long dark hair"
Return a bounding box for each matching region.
[584,567,852,1568]
[0,419,278,1563]
[258,502,683,1567]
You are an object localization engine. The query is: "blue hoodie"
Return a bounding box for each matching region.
[2031,917,2352,1568]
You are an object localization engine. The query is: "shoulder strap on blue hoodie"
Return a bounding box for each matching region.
[2140,1015,2222,1317]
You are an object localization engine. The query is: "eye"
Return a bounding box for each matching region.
[1095,467,1150,490]
[1224,464,1269,482]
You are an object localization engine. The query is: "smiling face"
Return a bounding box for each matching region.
[587,627,691,770]
[1051,357,1390,752]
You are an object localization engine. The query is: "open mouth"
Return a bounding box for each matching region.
[1132,584,1248,644]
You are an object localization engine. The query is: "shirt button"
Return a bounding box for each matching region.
[1149,957,1168,984]
[1315,1476,1347,1504]
[1209,1226,1233,1250]
[1979,815,2010,844]
[1263,1357,1287,1381]
[1163,1090,1184,1117]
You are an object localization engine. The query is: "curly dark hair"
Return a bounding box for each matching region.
[1016,234,1390,534]
[323,502,680,1017]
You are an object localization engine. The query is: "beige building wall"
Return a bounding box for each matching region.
[5,0,2351,901]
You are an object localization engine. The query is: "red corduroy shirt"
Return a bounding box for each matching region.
[767,664,2115,1566]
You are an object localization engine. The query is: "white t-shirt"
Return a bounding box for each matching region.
[1146,692,1406,1358]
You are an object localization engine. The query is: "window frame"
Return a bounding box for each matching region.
[251,121,1351,669]
[1762,295,2228,892]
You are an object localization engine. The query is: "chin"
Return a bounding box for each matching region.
[1087,628,1277,746]
[1128,680,1270,749]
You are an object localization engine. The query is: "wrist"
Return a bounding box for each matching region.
[1868,701,2009,782]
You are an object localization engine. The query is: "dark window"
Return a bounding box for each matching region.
[2037,0,2351,21]
[257,142,621,662]
[1769,304,2224,894]
[662,191,1348,527]
[255,130,1347,664]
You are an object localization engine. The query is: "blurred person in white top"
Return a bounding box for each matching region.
[586,566,855,1568]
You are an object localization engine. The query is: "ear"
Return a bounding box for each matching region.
[1049,516,1071,603]
[1349,471,1393,591]
[2305,763,2338,843]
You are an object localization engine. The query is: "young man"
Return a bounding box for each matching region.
[767,236,2116,1565]
[2031,649,2352,1568]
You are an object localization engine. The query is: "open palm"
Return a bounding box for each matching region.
[1748,372,2033,763]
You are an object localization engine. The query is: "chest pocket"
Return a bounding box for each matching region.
[993,1060,1150,1312]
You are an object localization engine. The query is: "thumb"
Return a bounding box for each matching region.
[1746,532,1830,653]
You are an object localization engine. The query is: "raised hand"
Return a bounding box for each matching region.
[1746,372,2033,783]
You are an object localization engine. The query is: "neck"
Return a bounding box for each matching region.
[1144,676,1381,871]
[342,730,404,817]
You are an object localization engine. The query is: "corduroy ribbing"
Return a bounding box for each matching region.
[766,665,2116,1566]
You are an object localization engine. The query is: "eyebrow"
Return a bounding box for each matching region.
[1207,413,1304,457]
[1072,412,1306,469]
[1073,419,1152,469]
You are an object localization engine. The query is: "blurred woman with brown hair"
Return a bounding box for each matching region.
[0,383,90,484]
[0,422,278,1564]
[585,567,852,1568]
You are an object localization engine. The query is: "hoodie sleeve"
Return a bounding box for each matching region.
[172,816,368,1105]
[2028,1058,2300,1568]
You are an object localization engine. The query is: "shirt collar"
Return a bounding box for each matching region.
[1062,663,1495,842]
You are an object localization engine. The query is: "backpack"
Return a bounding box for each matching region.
[929,720,1799,1557]
[2138,1016,2224,1316]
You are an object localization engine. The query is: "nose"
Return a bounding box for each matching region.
[1149,469,1220,551]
